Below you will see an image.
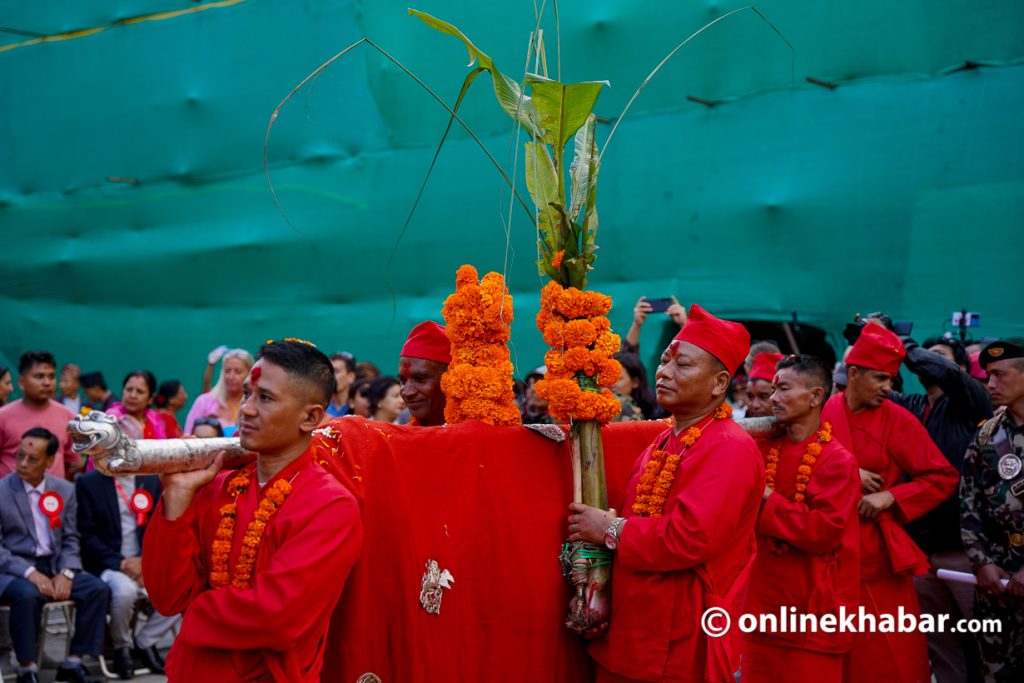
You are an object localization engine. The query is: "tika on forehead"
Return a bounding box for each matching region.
[250,366,262,387]
[667,340,681,358]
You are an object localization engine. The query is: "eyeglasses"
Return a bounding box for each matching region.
[193,417,222,428]
[15,452,45,465]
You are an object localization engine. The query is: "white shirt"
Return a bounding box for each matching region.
[22,479,54,577]
[61,394,82,415]
[114,476,141,558]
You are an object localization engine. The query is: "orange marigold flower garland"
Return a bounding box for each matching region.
[209,468,294,589]
[533,281,622,424]
[440,264,522,426]
[631,405,732,517]
[765,421,832,503]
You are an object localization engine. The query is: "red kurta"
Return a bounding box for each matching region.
[821,393,959,683]
[589,418,764,683]
[742,433,861,683]
[142,446,362,682]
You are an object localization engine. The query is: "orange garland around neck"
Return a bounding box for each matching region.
[631,403,732,517]
[765,421,833,503]
[209,467,294,589]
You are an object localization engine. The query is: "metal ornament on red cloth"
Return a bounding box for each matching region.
[419,559,455,615]
[38,491,64,528]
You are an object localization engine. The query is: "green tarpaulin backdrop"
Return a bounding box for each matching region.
[2,0,1022,401]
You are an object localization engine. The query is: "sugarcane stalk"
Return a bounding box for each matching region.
[578,419,609,623]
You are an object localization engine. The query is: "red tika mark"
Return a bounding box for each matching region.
[250,366,262,386]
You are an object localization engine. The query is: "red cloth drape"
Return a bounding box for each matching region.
[317,417,666,682]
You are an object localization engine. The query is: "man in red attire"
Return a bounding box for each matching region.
[143,339,363,682]
[821,323,959,683]
[745,351,785,418]
[742,354,861,682]
[568,304,764,683]
[399,320,451,426]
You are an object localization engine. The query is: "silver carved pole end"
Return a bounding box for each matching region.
[68,411,254,476]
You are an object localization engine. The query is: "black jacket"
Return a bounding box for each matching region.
[891,341,992,553]
[75,471,162,575]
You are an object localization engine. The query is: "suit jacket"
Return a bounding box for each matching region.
[76,471,162,576]
[0,472,82,594]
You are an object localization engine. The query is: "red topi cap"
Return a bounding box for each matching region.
[749,352,785,383]
[400,321,451,365]
[672,304,751,375]
[845,324,905,376]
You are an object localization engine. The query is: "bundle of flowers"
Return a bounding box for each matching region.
[440,264,521,426]
[533,280,622,424]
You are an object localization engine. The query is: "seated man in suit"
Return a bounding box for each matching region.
[76,468,180,678]
[0,428,109,683]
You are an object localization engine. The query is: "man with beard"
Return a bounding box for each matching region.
[742,354,860,682]
[143,339,363,682]
[821,323,959,683]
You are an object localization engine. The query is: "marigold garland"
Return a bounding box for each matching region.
[765,421,832,503]
[440,265,521,426]
[209,467,294,589]
[631,404,732,517]
[533,280,622,424]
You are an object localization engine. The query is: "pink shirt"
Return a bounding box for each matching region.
[0,399,76,479]
[183,391,233,435]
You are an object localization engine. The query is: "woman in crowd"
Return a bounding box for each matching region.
[349,378,373,418]
[191,416,224,438]
[108,370,168,440]
[184,348,253,437]
[611,352,663,420]
[154,379,188,438]
[0,365,12,406]
[368,376,404,423]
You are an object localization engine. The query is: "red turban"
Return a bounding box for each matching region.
[845,324,905,375]
[672,304,750,375]
[400,321,451,365]
[749,352,785,383]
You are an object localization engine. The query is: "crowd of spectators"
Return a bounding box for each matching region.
[0,302,1016,681]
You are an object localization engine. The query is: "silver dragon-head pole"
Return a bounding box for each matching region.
[67,411,255,476]
[735,415,781,436]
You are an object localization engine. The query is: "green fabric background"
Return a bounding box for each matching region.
[1,0,1021,401]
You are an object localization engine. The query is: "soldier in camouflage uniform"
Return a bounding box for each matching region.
[960,338,1024,682]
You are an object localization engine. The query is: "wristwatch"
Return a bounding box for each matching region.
[603,516,626,550]
[60,568,76,581]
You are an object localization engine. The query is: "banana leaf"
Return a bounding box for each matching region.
[409,9,540,137]
[522,74,607,151]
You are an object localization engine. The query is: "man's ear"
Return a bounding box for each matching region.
[710,370,731,399]
[809,386,825,408]
[300,404,326,434]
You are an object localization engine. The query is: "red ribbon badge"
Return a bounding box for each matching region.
[114,481,154,527]
[130,489,154,527]
[38,491,63,529]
